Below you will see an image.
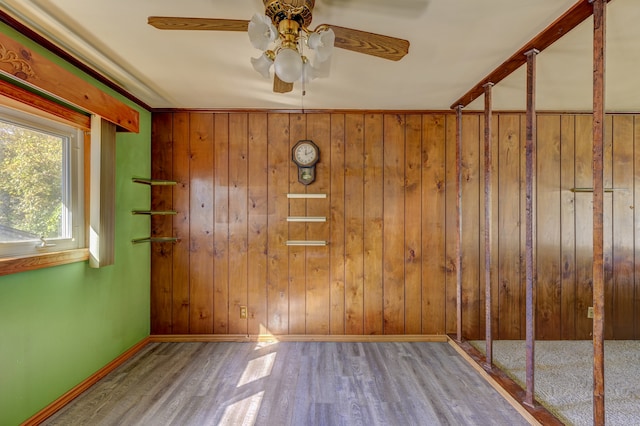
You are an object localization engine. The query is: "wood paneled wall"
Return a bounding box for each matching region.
[151,112,640,340]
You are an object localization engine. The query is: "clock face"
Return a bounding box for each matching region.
[293,140,319,167]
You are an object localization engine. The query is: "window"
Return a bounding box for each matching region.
[0,106,84,258]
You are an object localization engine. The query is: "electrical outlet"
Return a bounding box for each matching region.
[240,305,248,319]
[587,307,594,319]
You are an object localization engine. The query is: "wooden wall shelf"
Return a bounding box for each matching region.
[286,216,326,222]
[132,237,178,244]
[286,240,328,247]
[132,210,177,215]
[569,188,622,193]
[287,193,327,199]
[132,177,177,243]
[132,178,177,186]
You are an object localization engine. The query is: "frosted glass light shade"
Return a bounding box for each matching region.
[251,52,274,78]
[307,28,335,63]
[248,14,278,50]
[274,48,303,83]
[302,56,331,83]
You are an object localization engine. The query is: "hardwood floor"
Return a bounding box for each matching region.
[44,341,530,425]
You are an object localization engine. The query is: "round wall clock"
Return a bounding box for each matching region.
[292,139,319,185]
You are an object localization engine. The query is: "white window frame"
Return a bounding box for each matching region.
[0,105,84,258]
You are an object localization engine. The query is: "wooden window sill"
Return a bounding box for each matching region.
[0,248,89,277]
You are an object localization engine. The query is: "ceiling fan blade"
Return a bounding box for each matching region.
[273,75,294,93]
[322,25,409,61]
[148,16,249,32]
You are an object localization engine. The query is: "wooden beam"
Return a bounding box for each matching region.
[450,0,603,109]
[484,82,494,367]
[0,33,139,133]
[524,48,539,408]
[0,78,90,130]
[455,105,463,342]
[591,0,606,423]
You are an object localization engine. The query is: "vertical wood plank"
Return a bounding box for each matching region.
[604,115,614,340]
[635,116,640,339]
[481,85,494,358]
[228,113,249,335]
[267,113,290,334]
[445,114,459,335]
[574,114,594,339]
[560,115,577,340]
[611,115,635,338]
[247,113,269,335]
[344,114,364,334]
[172,112,191,334]
[383,114,406,334]
[288,114,307,334]
[150,113,173,334]
[519,114,528,340]
[306,114,332,334]
[329,114,346,335]
[364,114,384,335]
[461,114,481,339]
[536,114,562,339]
[404,114,422,334]
[421,114,446,335]
[489,114,501,341]
[497,114,522,340]
[189,112,215,334]
[213,114,230,334]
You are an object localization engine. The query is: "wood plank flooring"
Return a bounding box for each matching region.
[43,342,530,425]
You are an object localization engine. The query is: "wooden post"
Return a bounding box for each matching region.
[524,48,539,408]
[455,104,463,342]
[591,0,606,423]
[483,82,494,367]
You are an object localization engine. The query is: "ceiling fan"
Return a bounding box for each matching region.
[148,0,410,93]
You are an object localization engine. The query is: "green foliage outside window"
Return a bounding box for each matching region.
[0,121,64,241]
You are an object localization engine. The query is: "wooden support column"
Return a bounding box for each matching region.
[455,104,463,342]
[524,48,539,408]
[591,0,606,423]
[483,83,494,367]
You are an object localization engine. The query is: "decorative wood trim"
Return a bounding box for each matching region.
[0,248,88,277]
[447,337,563,426]
[0,33,139,133]
[0,79,90,130]
[20,337,151,426]
[0,10,151,111]
[150,334,449,343]
[450,0,611,109]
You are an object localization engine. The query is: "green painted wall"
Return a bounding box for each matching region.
[0,25,151,425]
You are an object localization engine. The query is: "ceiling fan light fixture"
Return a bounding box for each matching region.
[307,27,335,63]
[251,50,275,79]
[274,47,303,83]
[248,14,278,50]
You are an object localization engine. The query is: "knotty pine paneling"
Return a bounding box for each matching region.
[151,111,640,339]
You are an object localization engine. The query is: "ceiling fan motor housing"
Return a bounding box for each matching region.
[264,0,315,27]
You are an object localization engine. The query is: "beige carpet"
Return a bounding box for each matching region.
[471,340,640,425]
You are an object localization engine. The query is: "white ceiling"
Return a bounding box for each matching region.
[1,0,638,111]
